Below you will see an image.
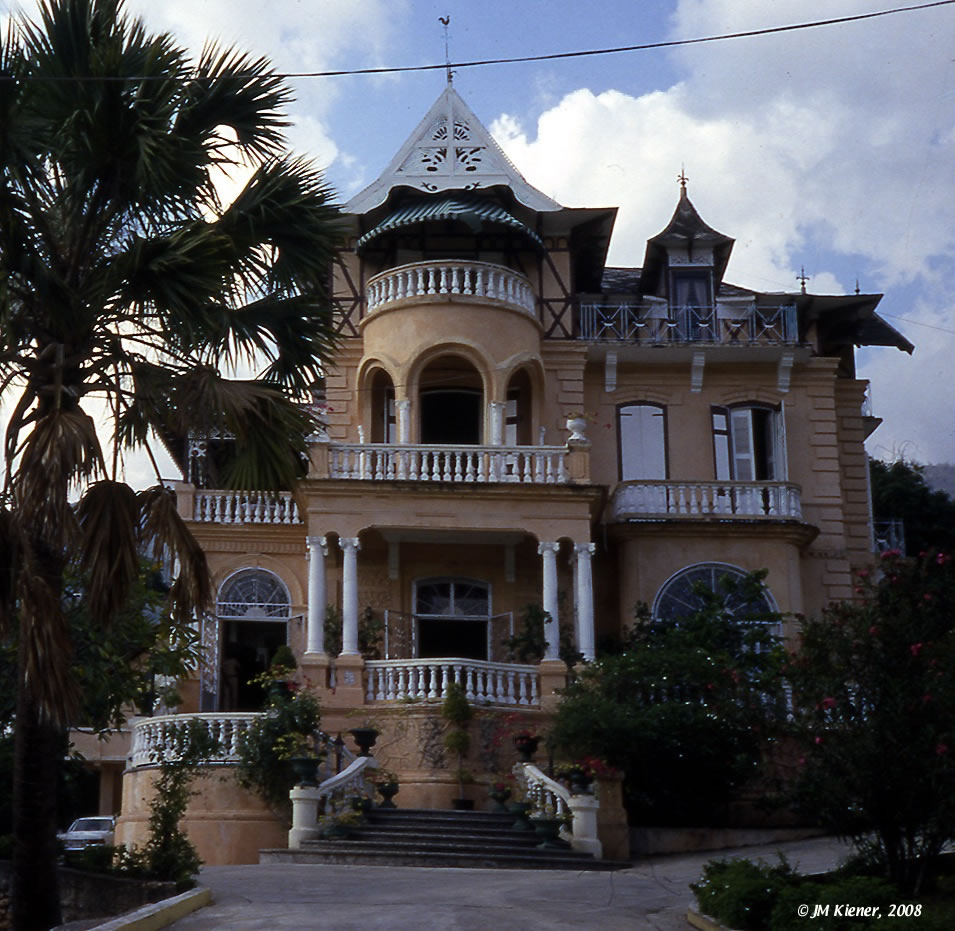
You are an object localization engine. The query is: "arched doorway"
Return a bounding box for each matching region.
[418,355,483,444]
[414,578,491,660]
[216,569,291,711]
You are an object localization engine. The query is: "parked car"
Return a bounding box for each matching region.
[57,816,115,851]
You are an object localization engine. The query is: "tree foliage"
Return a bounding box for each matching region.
[870,458,955,555]
[550,571,788,825]
[0,1,341,924]
[788,549,955,895]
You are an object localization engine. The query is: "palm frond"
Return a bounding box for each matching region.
[137,485,211,622]
[75,480,140,623]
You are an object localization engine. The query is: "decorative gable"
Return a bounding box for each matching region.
[346,85,562,214]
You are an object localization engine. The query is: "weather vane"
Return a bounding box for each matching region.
[797,266,810,294]
[440,16,452,85]
[677,166,688,191]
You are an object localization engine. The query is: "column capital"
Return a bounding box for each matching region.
[537,541,560,557]
[340,536,361,552]
[306,535,328,555]
[573,542,596,558]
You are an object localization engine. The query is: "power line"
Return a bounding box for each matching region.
[1,1,952,82]
[878,312,955,336]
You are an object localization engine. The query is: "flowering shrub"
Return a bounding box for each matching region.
[788,550,955,894]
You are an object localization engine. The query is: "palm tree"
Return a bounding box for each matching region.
[0,2,341,926]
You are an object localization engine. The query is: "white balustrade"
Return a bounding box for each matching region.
[518,763,602,858]
[129,713,260,768]
[192,490,301,524]
[366,260,536,317]
[365,658,540,707]
[611,480,802,521]
[329,444,568,485]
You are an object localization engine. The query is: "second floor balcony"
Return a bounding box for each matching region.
[327,442,569,484]
[609,479,803,522]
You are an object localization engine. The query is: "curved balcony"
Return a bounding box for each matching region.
[610,479,802,522]
[366,260,536,317]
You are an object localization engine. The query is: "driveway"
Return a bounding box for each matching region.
[167,836,850,930]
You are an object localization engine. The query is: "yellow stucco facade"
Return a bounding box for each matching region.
[106,84,912,863]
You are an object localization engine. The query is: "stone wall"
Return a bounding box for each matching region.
[0,861,176,930]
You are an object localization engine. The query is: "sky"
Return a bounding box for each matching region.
[3,0,955,483]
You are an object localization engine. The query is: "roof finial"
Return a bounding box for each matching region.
[439,16,452,85]
[855,278,861,295]
[678,165,689,192]
[797,266,810,294]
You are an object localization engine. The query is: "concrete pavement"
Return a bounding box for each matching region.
[163,835,851,930]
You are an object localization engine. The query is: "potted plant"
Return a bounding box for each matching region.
[318,808,363,840]
[347,718,380,756]
[530,803,568,849]
[513,729,540,762]
[488,777,513,812]
[442,682,474,810]
[273,731,323,787]
[368,768,400,808]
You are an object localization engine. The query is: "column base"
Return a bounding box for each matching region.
[300,652,331,691]
[537,659,569,712]
[323,653,366,710]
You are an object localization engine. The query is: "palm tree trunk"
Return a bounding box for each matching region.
[12,631,63,930]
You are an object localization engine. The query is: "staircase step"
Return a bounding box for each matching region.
[261,845,625,871]
[260,806,630,871]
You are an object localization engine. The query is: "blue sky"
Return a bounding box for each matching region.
[5,0,955,477]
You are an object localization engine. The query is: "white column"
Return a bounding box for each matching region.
[305,536,328,655]
[538,542,560,661]
[488,401,506,446]
[340,537,361,655]
[395,399,411,444]
[574,543,596,662]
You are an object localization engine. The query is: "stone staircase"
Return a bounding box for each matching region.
[261,808,629,870]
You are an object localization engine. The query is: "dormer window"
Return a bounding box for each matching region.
[670,269,712,311]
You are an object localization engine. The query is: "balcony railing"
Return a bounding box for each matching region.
[329,443,568,484]
[366,260,536,317]
[192,490,301,524]
[365,657,540,706]
[610,480,803,521]
[579,303,798,345]
[129,713,258,768]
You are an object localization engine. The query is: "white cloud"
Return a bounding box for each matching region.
[490,0,955,462]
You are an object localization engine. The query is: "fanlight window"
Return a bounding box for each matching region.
[415,579,490,618]
[217,569,290,619]
[653,563,776,622]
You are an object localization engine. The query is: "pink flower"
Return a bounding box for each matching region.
[881,548,902,560]
[937,553,949,565]
[820,697,837,709]
[797,757,806,766]
[936,743,948,756]
[911,643,924,657]
[814,736,824,745]
[923,694,934,704]
[857,569,871,579]
[868,626,879,636]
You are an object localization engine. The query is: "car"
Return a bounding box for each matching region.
[57,816,115,851]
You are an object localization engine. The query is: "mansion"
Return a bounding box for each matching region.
[88,83,912,863]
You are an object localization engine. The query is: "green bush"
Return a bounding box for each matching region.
[691,857,798,930]
[771,876,898,931]
[552,571,788,825]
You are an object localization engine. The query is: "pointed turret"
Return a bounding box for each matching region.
[640,181,735,297]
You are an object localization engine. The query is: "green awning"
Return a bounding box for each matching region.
[356,196,544,251]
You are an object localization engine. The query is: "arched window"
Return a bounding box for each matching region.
[414,578,491,660]
[217,569,290,619]
[618,403,667,480]
[652,562,776,622]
